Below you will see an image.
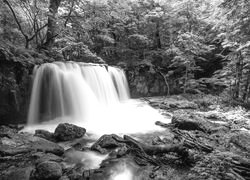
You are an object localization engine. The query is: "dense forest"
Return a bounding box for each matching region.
[1,0,250,101]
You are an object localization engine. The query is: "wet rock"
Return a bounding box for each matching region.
[59,176,70,180]
[91,134,124,154]
[172,111,214,132]
[28,136,64,155]
[1,167,33,180]
[33,152,63,164]
[0,144,30,156]
[64,137,93,151]
[0,133,64,156]
[35,129,56,142]
[64,163,87,180]
[67,171,83,180]
[116,146,128,157]
[0,126,17,137]
[33,161,62,180]
[54,123,86,141]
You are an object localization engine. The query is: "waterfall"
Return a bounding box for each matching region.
[26,61,168,135]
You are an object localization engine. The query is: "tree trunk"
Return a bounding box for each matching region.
[184,65,189,93]
[234,52,243,99]
[243,74,250,102]
[45,0,62,47]
[25,37,30,49]
[154,67,170,96]
[155,21,161,49]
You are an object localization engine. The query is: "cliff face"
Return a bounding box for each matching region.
[126,64,180,98]
[0,47,47,125]
[127,69,168,97]
[0,62,31,124]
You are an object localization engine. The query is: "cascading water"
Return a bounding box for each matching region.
[24,61,170,180]
[25,61,169,135]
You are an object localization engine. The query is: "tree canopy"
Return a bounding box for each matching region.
[1,0,250,102]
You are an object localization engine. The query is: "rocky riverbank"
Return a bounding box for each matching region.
[0,95,250,180]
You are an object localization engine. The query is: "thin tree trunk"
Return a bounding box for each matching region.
[158,71,170,96]
[155,21,161,49]
[246,84,250,103]
[184,65,189,93]
[243,74,250,102]
[64,0,74,27]
[234,52,243,99]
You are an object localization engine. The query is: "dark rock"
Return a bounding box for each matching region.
[72,140,89,151]
[59,176,70,180]
[1,167,33,180]
[116,146,128,157]
[65,164,86,180]
[33,161,62,180]
[33,152,63,164]
[168,100,198,109]
[28,136,64,155]
[0,126,17,137]
[7,124,24,130]
[126,65,169,97]
[62,137,92,151]
[68,173,82,180]
[54,123,86,141]
[210,126,229,134]
[172,110,215,132]
[91,134,124,154]
[0,144,30,156]
[0,47,38,125]
[229,132,250,152]
[0,133,64,156]
[35,129,56,142]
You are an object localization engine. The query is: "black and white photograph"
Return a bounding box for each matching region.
[0,0,249,179]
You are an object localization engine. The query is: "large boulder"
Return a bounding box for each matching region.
[172,110,216,132]
[0,125,17,137]
[35,129,56,142]
[0,133,64,156]
[33,161,62,180]
[0,167,33,180]
[54,123,86,141]
[34,152,63,165]
[91,134,124,154]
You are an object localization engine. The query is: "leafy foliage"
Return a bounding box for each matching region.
[3,0,250,101]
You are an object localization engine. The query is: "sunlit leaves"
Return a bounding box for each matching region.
[128,34,150,50]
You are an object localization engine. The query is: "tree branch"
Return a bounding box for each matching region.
[64,0,75,27]
[29,23,48,41]
[154,67,170,96]
[3,0,28,40]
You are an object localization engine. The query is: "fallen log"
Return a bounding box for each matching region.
[156,121,213,153]
[113,135,188,158]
